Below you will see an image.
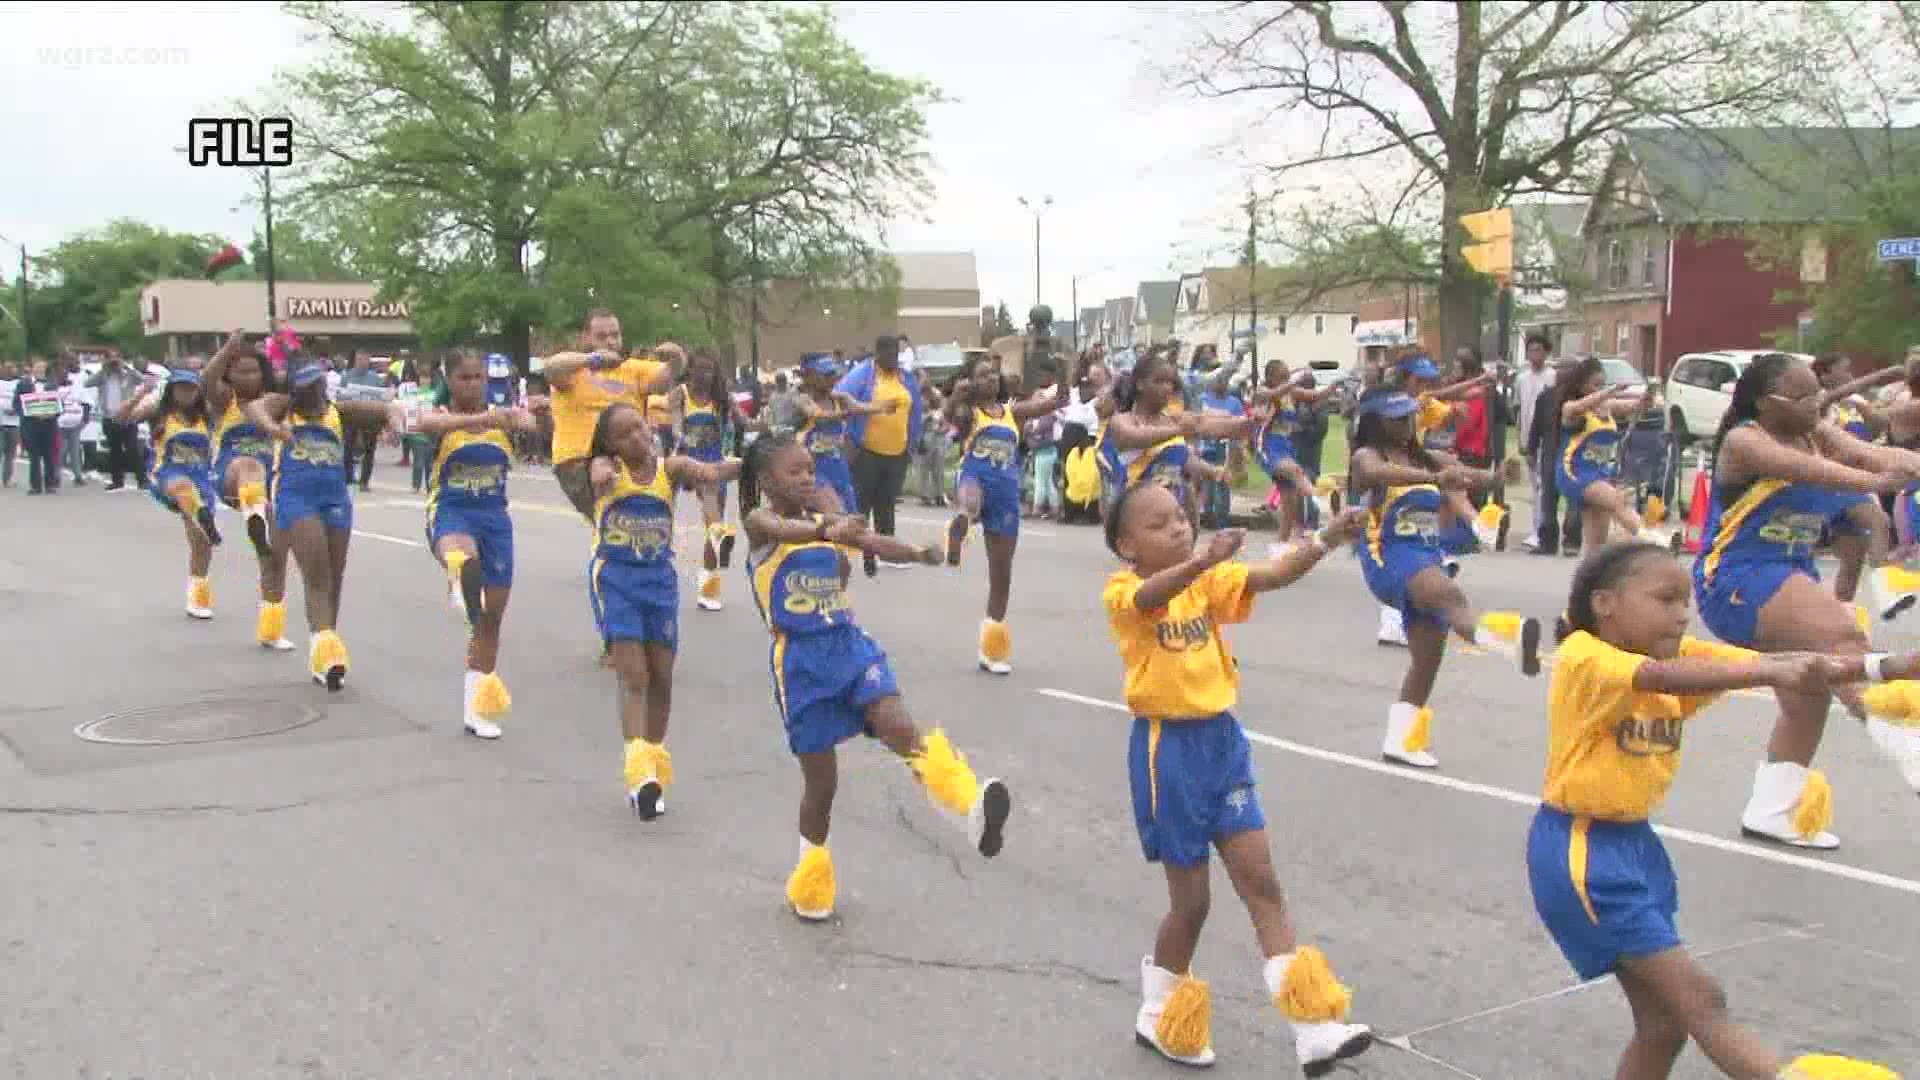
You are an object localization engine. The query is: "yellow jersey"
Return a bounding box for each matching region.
[1415,394,1454,451]
[1542,630,1755,821]
[1103,562,1252,719]
[862,370,912,455]
[550,358,665,464]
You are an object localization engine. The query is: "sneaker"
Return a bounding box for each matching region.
[696,569,723,612]
[969,778,1010,857]
[716,527,737,569]
[309,631,349,692]
[1377,606,1408,648]
[862,550,878,578]
[185,578,214,621]
[1298,1022,1374,1077]
[1477,612,1542,677]
[1870,565,1920,622]
[624,740,671,821]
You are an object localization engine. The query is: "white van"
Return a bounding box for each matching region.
[1663,350,1814,448]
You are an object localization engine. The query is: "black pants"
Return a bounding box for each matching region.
[102,420,140,487]
[344,429,378,487]
[22,424,57,492]
[852,448,909,535]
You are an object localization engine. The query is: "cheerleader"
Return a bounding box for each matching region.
[119,369,221,617]
[741,433,1009,922]
[793,351,897,576]
[670,348,754,612]
[1102,480,1375,1073]
[416,349,544,739]
[586,402,740,819]
[1810,355,1902,603]
[1554,356,1665,548]
[1350,389,1543,769]
[1096,350,1250,523]
[940,353,1060,674]
[1695,354,1920,845]
[244,360,394,690]
[1533,543,1904,1080]
[1249,359,1341,546]
[200,329,292,650]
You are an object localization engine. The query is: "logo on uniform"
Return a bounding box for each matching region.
[1225,787,1252,816]
[1614,712,1682,757]
[864,664,884,684]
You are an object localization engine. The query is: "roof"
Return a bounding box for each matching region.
[1104,295,1136,324]
[889,251,978,292]
[1519,201,1586,242]
[1135,280,1178,324]
[1194,266,1377,315]
[1589,127,1920,230]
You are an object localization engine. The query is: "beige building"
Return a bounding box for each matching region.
[140,279,418,358]
[729,251,980,371]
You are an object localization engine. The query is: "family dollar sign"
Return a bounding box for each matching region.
[187,117,293,167]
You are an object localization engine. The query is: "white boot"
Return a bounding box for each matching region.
[1264,951,1372,1075]
[185,577,213,620]
[1376,605,1407,647]
[695,568,723,612]
[1382,701,1437,769]
[463,670,501,740]
[1134,957,1214,1067]
[1869,565,1920,622]
[1865,718,1920,794]
[1739,761,1838,849]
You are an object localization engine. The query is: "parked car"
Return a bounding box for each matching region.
[1663,349,1814,448]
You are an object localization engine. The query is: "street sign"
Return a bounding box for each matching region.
[1876,237,1920,261]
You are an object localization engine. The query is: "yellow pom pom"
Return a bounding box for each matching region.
[255,601,285,644]
[1275,946,1353,1023]
[237,480,266,512]
[786,844,836,918]
[444,547,469,584]
[1863,681,1920,727]
[1475,502,1506,532]
[472,673,511,719]
[1645,495,1666,526]
[189,577,213,611]
[910,728,980,817]
[623,738,675,789]
[1480,611,1523,642]
[699,572,722,601]
[1155,975,1212,1058]
[979,619,1011,663]
[1790,769,1833,841]
[311,630,349,674]
[1404,707,1433,754]
[1781,1054,1901,1080]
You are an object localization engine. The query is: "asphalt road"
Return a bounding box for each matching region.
[1,467,1915,1079]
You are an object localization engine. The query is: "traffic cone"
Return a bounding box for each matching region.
[1682,470,1711,554]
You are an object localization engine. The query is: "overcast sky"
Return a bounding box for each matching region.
[0,1,1284,323]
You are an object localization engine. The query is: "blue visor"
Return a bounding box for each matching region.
[800,352,841,377]
[288,363,328,389]
[1358,391,1420,420]
[165,368,202,387]
[1397,355,1440,380]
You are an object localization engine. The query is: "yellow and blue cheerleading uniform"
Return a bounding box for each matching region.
[1356,481,1452,627]
[1256,393,1301,485]
[424,421,514,587]
[678,395,729,498]
[1527,630,1752,980]
[273,405,352,532]
[1413,394,1455,453]
[1692,424,1873,646]
[1103,563,1264,867]
[958,404,1023,537]
[212,399,275,507]
[588,460,679,650]
[799,406,858,514]
[1558,411,1622,508]
[748,517,899,755]
[149,414,216,515]
[1099,425,1192,508]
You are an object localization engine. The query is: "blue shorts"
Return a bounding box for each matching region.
[428,503,514,588]
[590,557,678,650]
[1129,713,1265,867]
[150,466,216,516]
[815,455,858,515]
[1559,462,1615,509]
[1259,437,1298,485]
[772,624,899,755]
[275,487,353,532]
[1693,561,1813,648]
[959,467,1021,538]
[1359,541,1449,628]
[1527,807,1680,981]
[213,451,272,504]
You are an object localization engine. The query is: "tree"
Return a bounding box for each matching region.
[25,220,228,353]
[241,218,362,283]
[1170,1,1806,358]
[273,1,935,370]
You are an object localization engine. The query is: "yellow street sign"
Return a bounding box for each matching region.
[1460,208,1513,284]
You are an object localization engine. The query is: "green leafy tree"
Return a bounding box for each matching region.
[26,219,227,353]
[273,1,933,371]
[242,218,361,283]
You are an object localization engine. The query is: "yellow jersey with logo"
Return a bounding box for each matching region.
[749,518,854,637]
[862,370,912,455]
[551,358,665,463]
[1359,482,1447,560]
[680,395,725,461]
[151,415,212,480]
[214,400,274,467]
[593,459,675,572]
[275,405,346,499]
[1542,630,1754,821]
[961,405,1020,479]
[428,422,512,512]
[1103,562,1252,719]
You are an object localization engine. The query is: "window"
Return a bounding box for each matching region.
[1275,317,1287,335]
[1314,315,1325,335]
[1641,237,1656,286]
[1615,322,1630,353]
[1801,232,1828,284]
[1607,239,1628,289]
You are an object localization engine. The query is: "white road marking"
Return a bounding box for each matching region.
[1036,687,1920,898]
[351,529,424,549]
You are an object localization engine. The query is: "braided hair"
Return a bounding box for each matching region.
[1713,352,1797,449]
[1565,542,1669,636]
[1353,389,1439,472]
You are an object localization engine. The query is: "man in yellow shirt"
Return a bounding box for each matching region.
[836,334,923,572]
[542,309,680,521]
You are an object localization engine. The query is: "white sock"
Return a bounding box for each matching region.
[463,669,481,716]
[799,835,826,860]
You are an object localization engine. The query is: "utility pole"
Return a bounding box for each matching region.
[262,166,278,329]
[1246,190,1260,368]
[1018,195,1052,308]
[748,209,761,373]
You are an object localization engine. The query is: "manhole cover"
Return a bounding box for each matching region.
[74,699,322,746]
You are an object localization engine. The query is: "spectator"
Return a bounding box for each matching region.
[837,335,923,569]
[1195,370,1244,528]
[0,360,18,488]
[13,357,64,494]
[57,363,91,486]
[1514,333,1560,553]
[916,380,950,506]
[1453,347,1494,507]
[1024,408,1061,520]
[88,351,145,490]
[897,333,916,372]
[764,371,801,437]
[339,349,388,491]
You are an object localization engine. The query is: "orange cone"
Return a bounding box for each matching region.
[1682,469,1711,554]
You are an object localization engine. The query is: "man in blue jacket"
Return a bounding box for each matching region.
[836,334,922,572]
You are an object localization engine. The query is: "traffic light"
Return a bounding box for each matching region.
[1459,207,1513,285]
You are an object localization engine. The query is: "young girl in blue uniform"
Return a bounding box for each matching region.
[121,369,222,620]
[587,402,739,820]
[1101,480,1374,1074]
[1249,359,1340,549]
[1533,542,1905,1080]
[741,434,1010,923]
[1349,390,1542,769]
[1555,356,1664,549]
[200,330,293,651]
[1691,353,1920,846]
[670,349,754,612]
[415,349,544,740]
[793,352,897,576]
[246,360,395,690]
[941,354,1062,675]
[1097,351,1247,524]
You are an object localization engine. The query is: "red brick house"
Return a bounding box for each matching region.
[1577,128,1877,378]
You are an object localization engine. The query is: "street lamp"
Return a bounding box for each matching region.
[1017,195,1052,308]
